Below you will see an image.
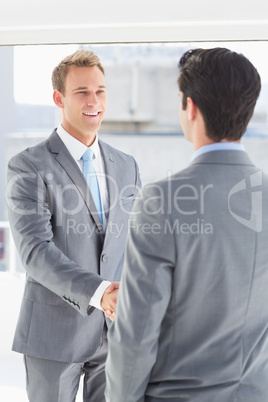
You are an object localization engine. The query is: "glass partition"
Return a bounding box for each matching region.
[1,39,268,402]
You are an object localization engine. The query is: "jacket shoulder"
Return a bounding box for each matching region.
[8,138,50,167]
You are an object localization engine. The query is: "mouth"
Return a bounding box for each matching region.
[83,112,101,117]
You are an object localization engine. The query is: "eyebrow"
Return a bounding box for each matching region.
[73,85,106,92]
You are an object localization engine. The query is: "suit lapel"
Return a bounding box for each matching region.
[99,140,117,226]
[48,130,104,233]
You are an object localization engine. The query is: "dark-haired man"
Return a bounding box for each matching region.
[105,48,268,401]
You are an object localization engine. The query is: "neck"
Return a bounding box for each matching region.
[193,134,240,152]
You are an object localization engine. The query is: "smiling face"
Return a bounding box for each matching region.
[53,66,107,146]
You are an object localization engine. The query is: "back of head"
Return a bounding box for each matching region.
[51,49,104,95]
[178,47,261,142]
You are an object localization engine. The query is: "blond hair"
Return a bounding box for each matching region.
[51,49,104,95]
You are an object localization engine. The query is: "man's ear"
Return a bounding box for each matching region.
[53,90,64,108]
[186,97,197,121]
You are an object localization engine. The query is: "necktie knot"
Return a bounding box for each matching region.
[81,148,94,163]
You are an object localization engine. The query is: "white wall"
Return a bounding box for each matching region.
[1,0,268,45]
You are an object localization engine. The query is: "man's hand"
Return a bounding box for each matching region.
[101,282,120,321]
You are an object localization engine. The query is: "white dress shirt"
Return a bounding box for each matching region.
[56,125,111,310]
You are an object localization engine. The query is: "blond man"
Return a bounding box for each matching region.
[7,50,141,402]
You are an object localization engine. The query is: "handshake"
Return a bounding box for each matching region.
[101,282,120,322]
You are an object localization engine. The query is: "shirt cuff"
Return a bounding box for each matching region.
[89,280,111,311]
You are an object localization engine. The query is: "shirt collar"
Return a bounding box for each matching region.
[191,142,245,161]
[56,124,100,161]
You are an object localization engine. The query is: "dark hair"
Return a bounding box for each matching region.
[52,50,104,95]
[178,47,261,141]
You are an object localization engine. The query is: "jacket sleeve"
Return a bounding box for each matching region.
[6,153,104,316]
[105,184,176,402]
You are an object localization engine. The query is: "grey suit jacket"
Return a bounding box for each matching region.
[6,129,141,363]
[106,150,268,402]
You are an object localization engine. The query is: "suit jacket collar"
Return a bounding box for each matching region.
[48,129,105,233]
[190,150,255,167]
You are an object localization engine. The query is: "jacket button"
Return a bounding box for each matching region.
[101,254,107,262]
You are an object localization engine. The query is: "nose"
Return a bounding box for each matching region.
[86,92,99,107]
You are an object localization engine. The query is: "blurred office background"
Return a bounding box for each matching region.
[2,41,268,273]
[2,42,268,400]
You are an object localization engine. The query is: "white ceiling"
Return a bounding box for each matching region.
[1,0,268,45]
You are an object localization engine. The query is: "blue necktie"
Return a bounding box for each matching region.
[81,149,103,225]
